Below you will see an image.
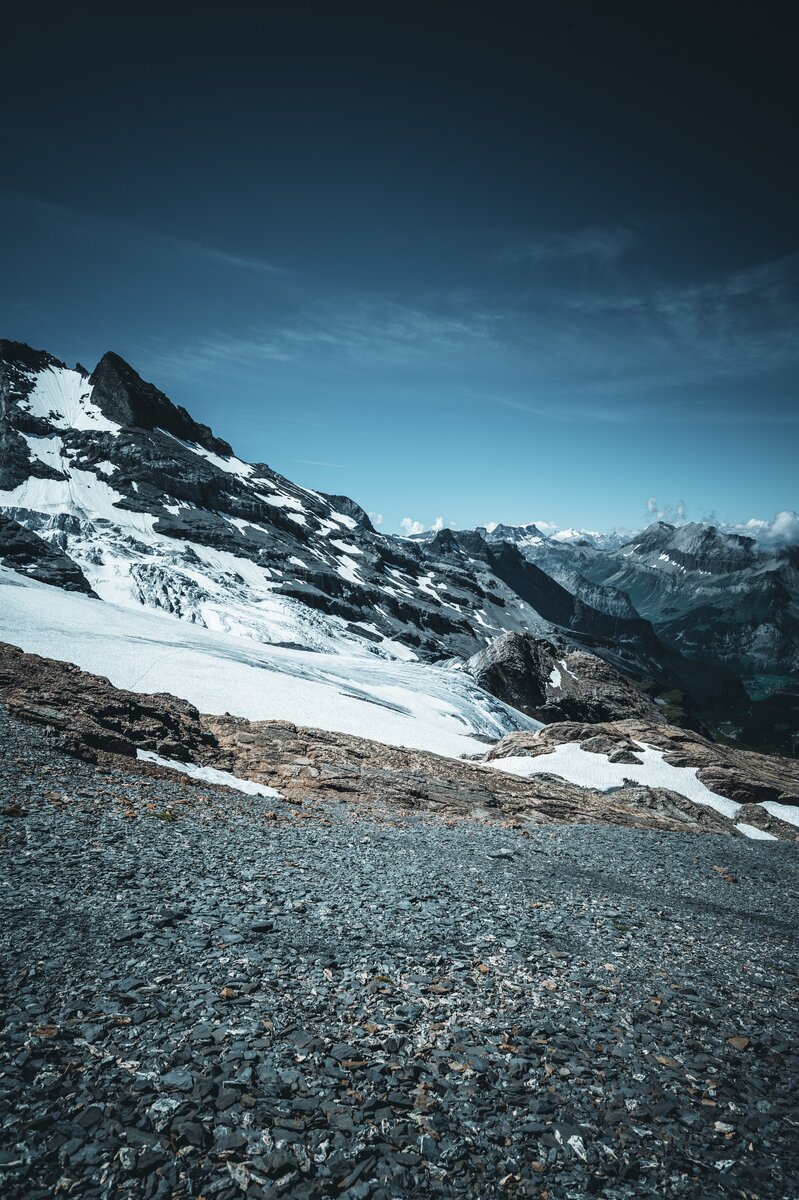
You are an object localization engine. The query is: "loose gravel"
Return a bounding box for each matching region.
[1,707,798,1199]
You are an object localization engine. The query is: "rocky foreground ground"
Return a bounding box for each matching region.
[2,705,798,1199]
[3,642,798,839]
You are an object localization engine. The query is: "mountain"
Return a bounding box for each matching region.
[1,340,796,754]
[481,518,799,750]
[506,520,799,677]
[0,342,680,691]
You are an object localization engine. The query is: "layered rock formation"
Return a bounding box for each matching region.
[485,719,799,839]
[2,641,797,840]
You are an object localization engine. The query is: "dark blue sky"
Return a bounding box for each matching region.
[2,1,797,533]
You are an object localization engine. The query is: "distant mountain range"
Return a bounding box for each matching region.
[1,339,796,754]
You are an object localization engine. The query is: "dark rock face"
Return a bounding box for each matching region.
[467,632,667,726]
[657,580,799,678]
[486,520,799,747]
[89,352,234,455]
[627,521,757,575]
[0,642,212,761]
[0,343,68,488]
[0,515,95,594]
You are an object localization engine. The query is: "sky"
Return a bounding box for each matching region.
[1,1,797,535]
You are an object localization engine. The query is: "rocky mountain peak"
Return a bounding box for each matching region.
[626,521,675,550]
[89,351,234,455]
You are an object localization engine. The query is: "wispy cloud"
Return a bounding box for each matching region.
[497,224,639,266]
[559,250,799,384]
[0,186,287,275]
[12,181,792,432]
[169,237,286,275]
[147,297,503,383]
[294,458,346,469]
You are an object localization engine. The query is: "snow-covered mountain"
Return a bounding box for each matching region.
[478,517,799,752]
[0,340,674,752]
[1,339,796,754]
[0,342,675,665]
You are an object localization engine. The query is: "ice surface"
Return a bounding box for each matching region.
[137,750,282,797]
[0,568,535,758]
[21,433,68,473]
[0,470,157,534]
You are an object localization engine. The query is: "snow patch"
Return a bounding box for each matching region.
[760,800,799,829]
[336,555,363,585]
[22,367,121,433]
[332,511,358,530]
[735,823,778,841]
[137,750,282,797]
[490,741,741,819]
[160,430,254,478]
[21,433,68,473]
[257,492,306,513]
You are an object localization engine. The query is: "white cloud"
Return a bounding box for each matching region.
[736,510,799,546]
[646,497,688,524]
[400,517,425,536]
[368,511,384,526]
[431,516,445,532]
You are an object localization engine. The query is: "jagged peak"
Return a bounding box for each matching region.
[89,351,234,456]
[0,339,67,375]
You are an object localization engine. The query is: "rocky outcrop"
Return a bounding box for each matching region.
[0,515,96,594]
[485,719,799,838]
[467,632,666,725]
[199,712,735,834]
[0,642,213,760]
[2,641,795,838]
[89,352,234,456]
[320,493,375,531]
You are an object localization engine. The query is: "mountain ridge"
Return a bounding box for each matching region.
[1,339,796,753]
